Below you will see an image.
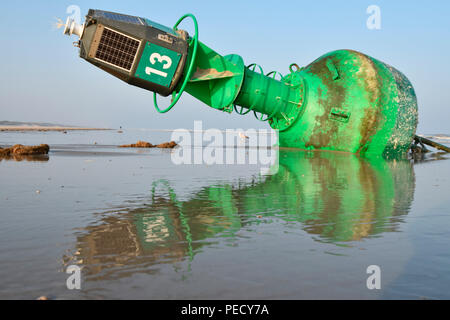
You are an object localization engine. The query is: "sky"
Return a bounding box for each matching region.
[0,0,449,133]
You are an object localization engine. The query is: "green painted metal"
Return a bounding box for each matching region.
[234,64,304,126]
[183,42,245,112]
[214,49,418,157]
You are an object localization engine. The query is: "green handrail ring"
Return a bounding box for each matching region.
[153,13,199,113]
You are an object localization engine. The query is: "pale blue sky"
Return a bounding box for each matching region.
[0,0,449,133]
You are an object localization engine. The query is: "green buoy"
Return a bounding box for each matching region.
[64,10,421,157]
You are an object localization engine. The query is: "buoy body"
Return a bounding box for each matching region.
[277,50,418,156]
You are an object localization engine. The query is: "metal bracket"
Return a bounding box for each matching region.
[329,108,350,123]
[326,59,340,80]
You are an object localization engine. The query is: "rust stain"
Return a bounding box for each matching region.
[357,106,381,154]
[305,56,345,149]
[351,51,383,153]
[351,50,381,104]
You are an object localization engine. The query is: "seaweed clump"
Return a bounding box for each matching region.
[0,144,49,156]
[119,141,177,149]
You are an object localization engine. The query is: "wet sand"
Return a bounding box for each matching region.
[0,129,449,300]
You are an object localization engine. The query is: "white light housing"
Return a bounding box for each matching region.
[63,17,85,38]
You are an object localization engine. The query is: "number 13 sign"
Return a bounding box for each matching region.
[135,42,181,88]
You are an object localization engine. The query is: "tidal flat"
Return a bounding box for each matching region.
[0,129,449,299]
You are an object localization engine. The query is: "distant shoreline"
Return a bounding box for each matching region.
[0,126,112,132]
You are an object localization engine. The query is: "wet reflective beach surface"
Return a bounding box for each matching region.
[0,130,449,299]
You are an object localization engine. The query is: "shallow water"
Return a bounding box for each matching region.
[0,130,449,299]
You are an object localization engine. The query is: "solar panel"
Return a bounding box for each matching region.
[95,11,145,25]
[94,28,140,71]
